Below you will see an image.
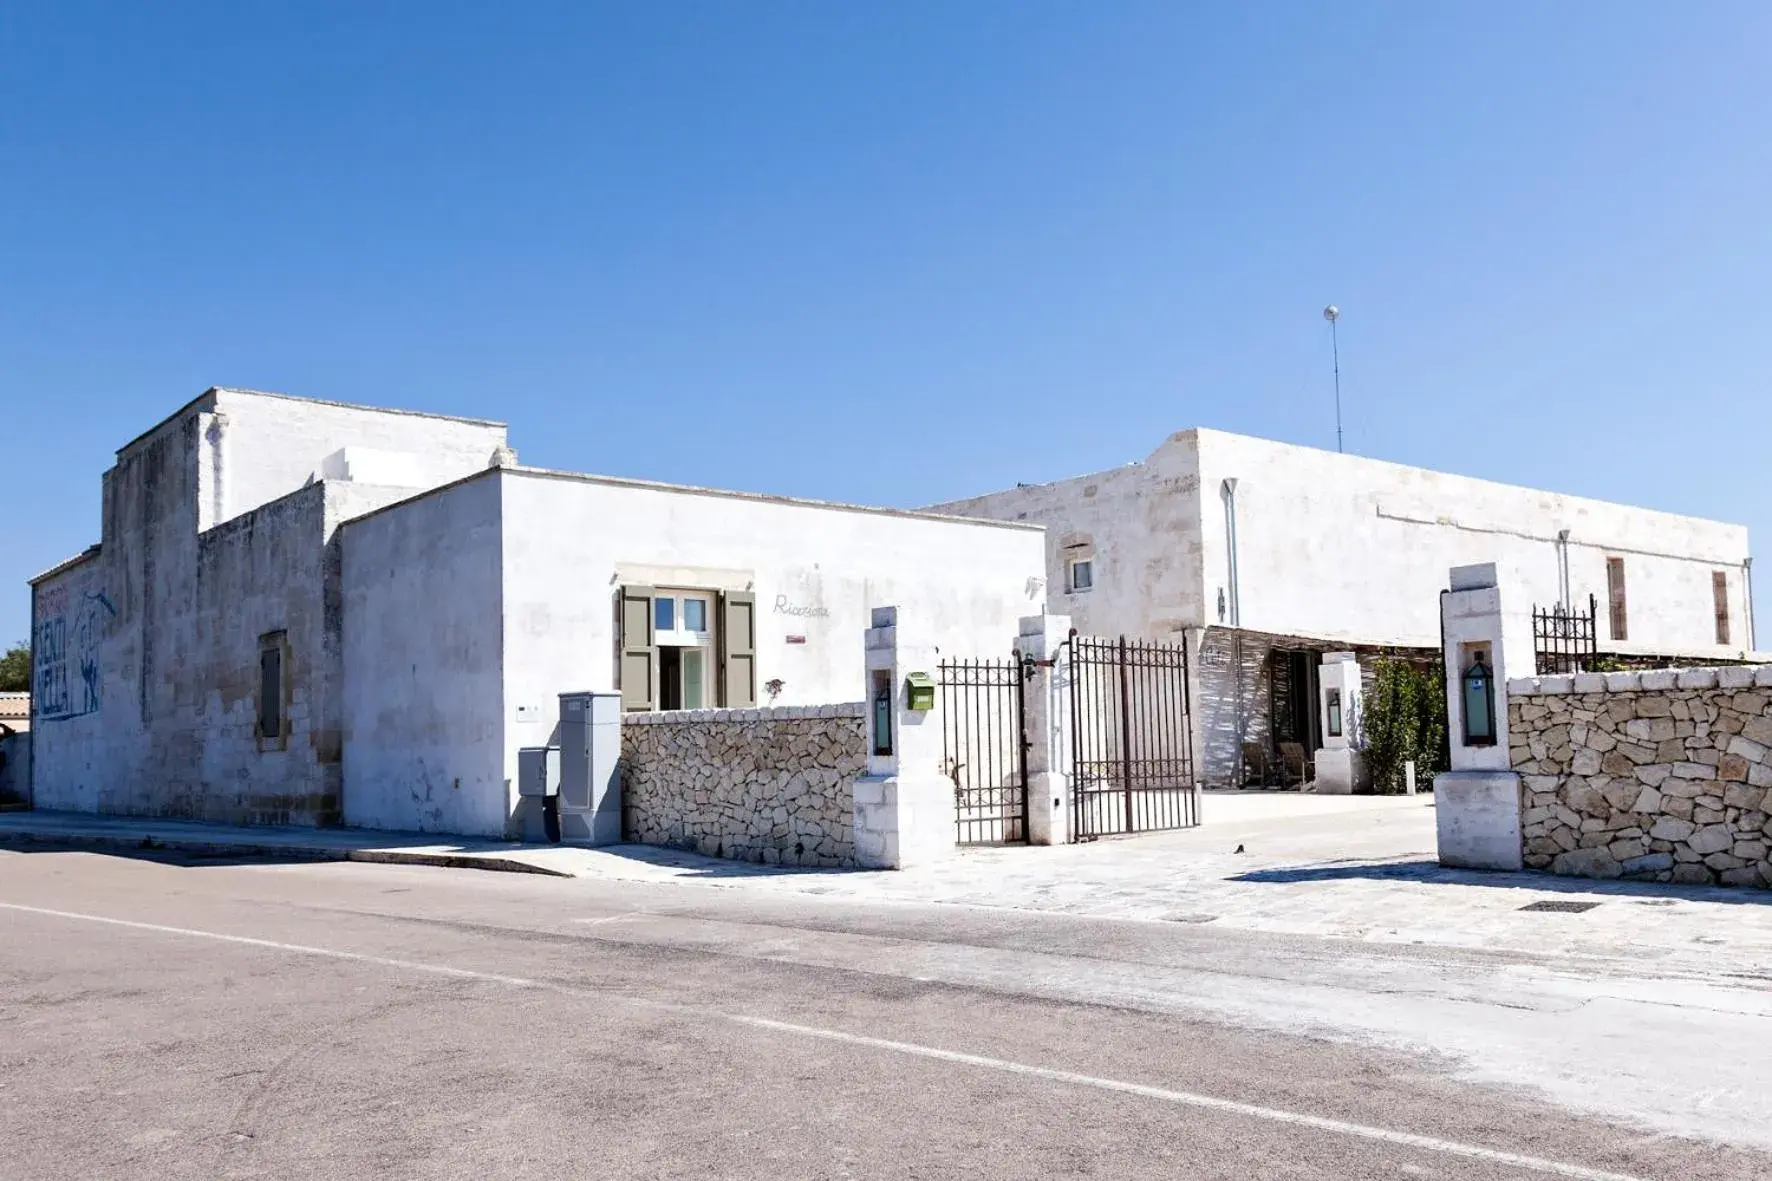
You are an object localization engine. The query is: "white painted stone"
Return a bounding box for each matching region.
[32,387,1044,839]
[1639,669,1680,692]
[929,430,1756,787]
[1677,668,1720,690]
[1314,747,1368,795]
[1434,770,1524,871]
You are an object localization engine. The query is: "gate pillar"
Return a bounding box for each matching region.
[1018,613,1072,846]
[853,606,956,869]
[1434,563,1525,871]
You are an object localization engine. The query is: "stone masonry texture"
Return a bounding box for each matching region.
[1509,666,1772,888]
[621,704,867,868]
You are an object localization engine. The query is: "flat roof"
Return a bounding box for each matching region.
[115,386,506,458]
[29,545,101,586]
[340,463,1044,534]
[934,425,1748,533]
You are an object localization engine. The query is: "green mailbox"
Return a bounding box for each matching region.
[904,672,937,712]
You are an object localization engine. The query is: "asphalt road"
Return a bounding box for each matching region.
[2,846,1766,1180]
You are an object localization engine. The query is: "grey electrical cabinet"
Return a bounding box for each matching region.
[516,747,559,797]
[557,690,622,845]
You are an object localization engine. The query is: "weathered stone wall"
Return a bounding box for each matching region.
[1509,666,1772,886]
[621,704,867,867]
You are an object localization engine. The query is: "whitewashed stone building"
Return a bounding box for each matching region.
[929,428,1757,787]
[27,388,1044,836]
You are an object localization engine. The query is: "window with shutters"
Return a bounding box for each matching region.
[256,631,289,752]
[1714,571,1731,646]
[1605,558,1628,642]
[617,586,755,712]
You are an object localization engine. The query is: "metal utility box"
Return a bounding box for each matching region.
[904,671,937,712]
[517,747,559,797]
[557,690,622,845]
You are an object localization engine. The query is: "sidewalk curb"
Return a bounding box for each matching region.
[0,831,575,878]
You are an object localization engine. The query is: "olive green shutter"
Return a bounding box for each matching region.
[719,591,756,707]
[1606,558,1628,642]
[619,586,657,712]
[1714,571,1731,645]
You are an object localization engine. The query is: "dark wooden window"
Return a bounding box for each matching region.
[1606,558,1628,642]
[1714,571,1731,646]
[257,631,288,751]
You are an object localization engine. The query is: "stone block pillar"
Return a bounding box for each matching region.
[1312,652,1369,794]
[1434,563,1524,870]
[1018,613,1072,846]
[852,606,957,869]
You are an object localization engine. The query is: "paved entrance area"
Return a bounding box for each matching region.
[9,792,1772,982]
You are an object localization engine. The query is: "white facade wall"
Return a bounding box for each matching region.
[331,466,1045,837]
[498,468,1047,821]
[932,427,1754,788]
[934,427,1752,659]
[1193,429,1753,657]
[197,388,508,529]
[29,390,514,828]
[926,432,1205,642]
[340,475,507,836]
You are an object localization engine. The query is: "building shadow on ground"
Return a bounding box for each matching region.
[0,837,339,869]
[596,842,867,881]
[1232,857,1772,906]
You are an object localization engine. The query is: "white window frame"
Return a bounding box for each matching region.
[653,592,714,648]
[1067,557,1095,594]
[653,589,715,711]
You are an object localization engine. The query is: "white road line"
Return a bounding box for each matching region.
[0,901,1646,1181]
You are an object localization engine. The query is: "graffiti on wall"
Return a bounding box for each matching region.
[35,585,115,722]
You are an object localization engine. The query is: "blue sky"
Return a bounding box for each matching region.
[4,2,1769,647]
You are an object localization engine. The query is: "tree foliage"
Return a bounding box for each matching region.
[1363,657,1448,794]
[0,642,28,694]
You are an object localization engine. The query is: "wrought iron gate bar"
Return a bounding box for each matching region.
[939,654,1030,846]
[1533,594,1600,676]
[1066,631,1198,841]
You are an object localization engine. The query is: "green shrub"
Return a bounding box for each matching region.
[1363,657,1448,794]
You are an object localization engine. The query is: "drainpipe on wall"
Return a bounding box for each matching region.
[1556,529,1571,610]
[1221,479,1241,628]
[1221,478,1245,773]
[1746,557,1757,652]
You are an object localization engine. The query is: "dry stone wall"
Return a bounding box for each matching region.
[1508,666,1772,887]
[621,704,867,868]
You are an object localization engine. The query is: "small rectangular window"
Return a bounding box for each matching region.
[1606,558,1628,642]
[654,597,675,632]
[257,631,288,751]
[1068,558,1094,593]
[1714,571,1731,646]
[683,598,707,633]
[1326,688,1343,738]
[871,670,894,756]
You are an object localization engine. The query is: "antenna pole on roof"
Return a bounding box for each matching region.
[1323,304,1343,453]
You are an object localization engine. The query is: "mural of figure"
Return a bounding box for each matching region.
[36,589,115,722]
[73,592,114,715]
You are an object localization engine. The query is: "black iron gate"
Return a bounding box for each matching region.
[1067,632,1198,840]
[1533,595,1599,675]
[939,655,1030,845]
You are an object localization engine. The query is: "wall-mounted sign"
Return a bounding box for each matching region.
[773,595,830,619]
[785,635,807,645]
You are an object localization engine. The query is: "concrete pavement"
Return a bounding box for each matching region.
[11,793,1772,983]
[3,846,1771,1178]
[0,809,578,875]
